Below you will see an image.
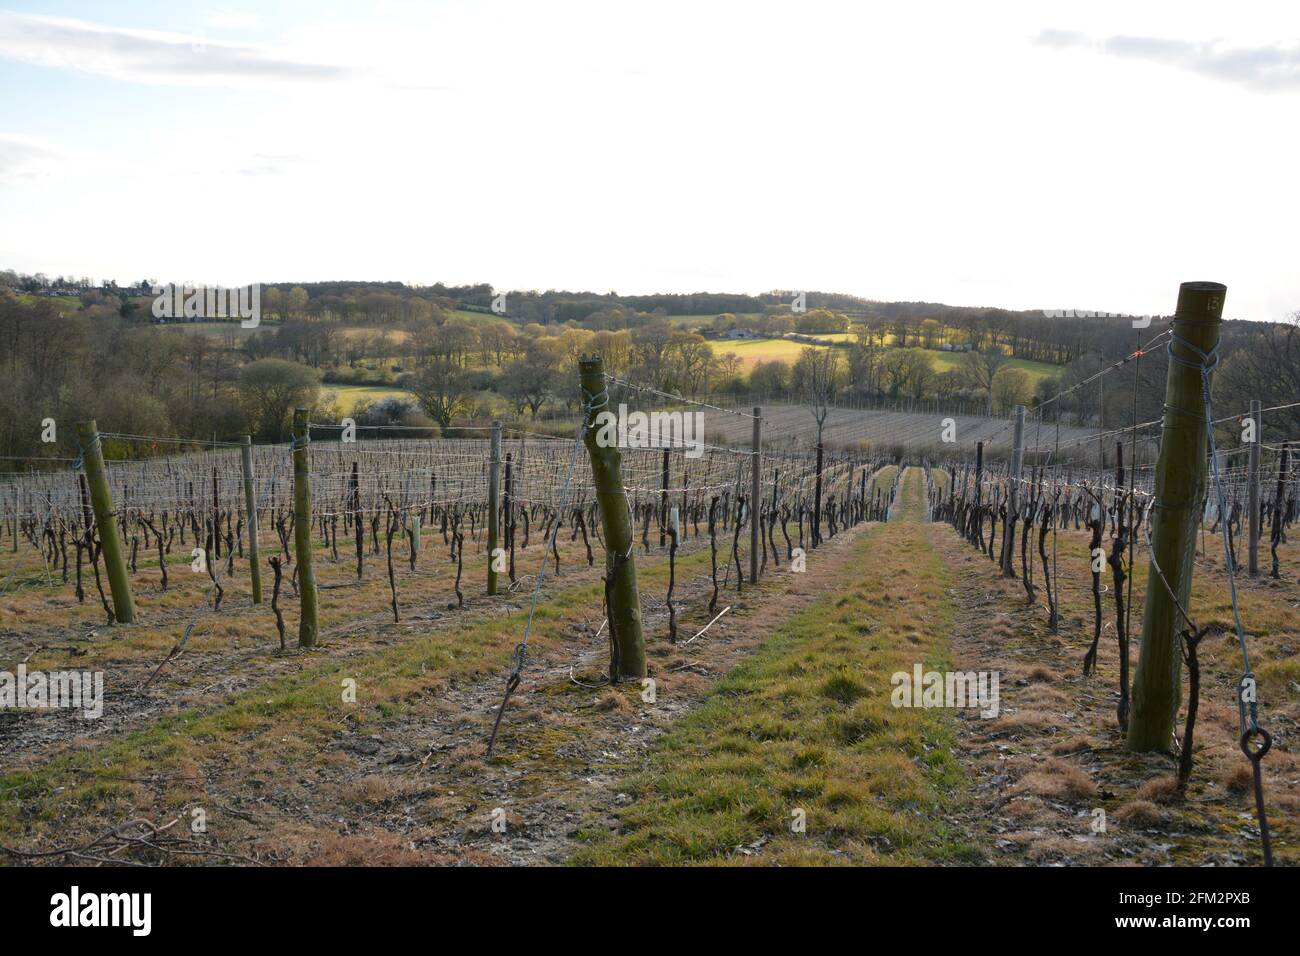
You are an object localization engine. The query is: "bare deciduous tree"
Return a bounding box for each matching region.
[1220,310,1300,436]
[795,347,840,446]
[407,360,471,431]
[960,345,1007,415]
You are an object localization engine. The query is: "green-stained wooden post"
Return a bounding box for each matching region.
[1128,282,1226,752]
[76,420,135,623]
[487,420,501,595]
[579,356,646,679]
[292,408,319,647]
[241,436,263,604]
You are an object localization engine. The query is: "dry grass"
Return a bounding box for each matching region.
[1134,775,1181,805]
[1014,759,1097,801]
[334,774,422,806]
[1050,735,1100,756]
[986,709,1060,737]
[596,690,633,713]
[1221,764,1254,795]
[304,831,448,866]
[1113,800,1165,827]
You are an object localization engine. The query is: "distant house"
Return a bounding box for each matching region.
[722,327,761,340]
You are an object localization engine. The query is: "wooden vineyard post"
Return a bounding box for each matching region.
[241,436,263,604]
[75,420,135,624]
[504,452,516,582]
[292,407,319,647]
[947,460,955,516]
[660,449,668,548]
[750,406,761,584]
[812,440,824,547]
[212,465,221,560]
[1128,282,1226,752]
[579,356,646,679]
[351,461,363,579]
[1097,354,1106,470]
[487,420,502,596]
[1001,404,1025,577]
[1248,399,1261,577]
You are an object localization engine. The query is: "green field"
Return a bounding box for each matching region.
[666,313,765,329]
[322,383,414,413]
[708,337,814,367]
[159,319,271,340]
[927,351,1058,387]
[450,309,514,328]
[708,333,1060,386]
[18,293,83,315]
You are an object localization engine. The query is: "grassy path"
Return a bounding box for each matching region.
[574,467,984,865]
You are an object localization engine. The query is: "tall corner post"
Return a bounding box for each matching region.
[1128,282,1226,752]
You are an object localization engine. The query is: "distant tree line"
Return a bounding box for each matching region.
[3,269,1294,469]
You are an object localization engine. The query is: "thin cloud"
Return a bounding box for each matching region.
[1036,29,1300,92]
[0,10,351,86]
[0,133,63,182]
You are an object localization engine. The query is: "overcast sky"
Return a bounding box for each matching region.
[1,1,1297,320]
